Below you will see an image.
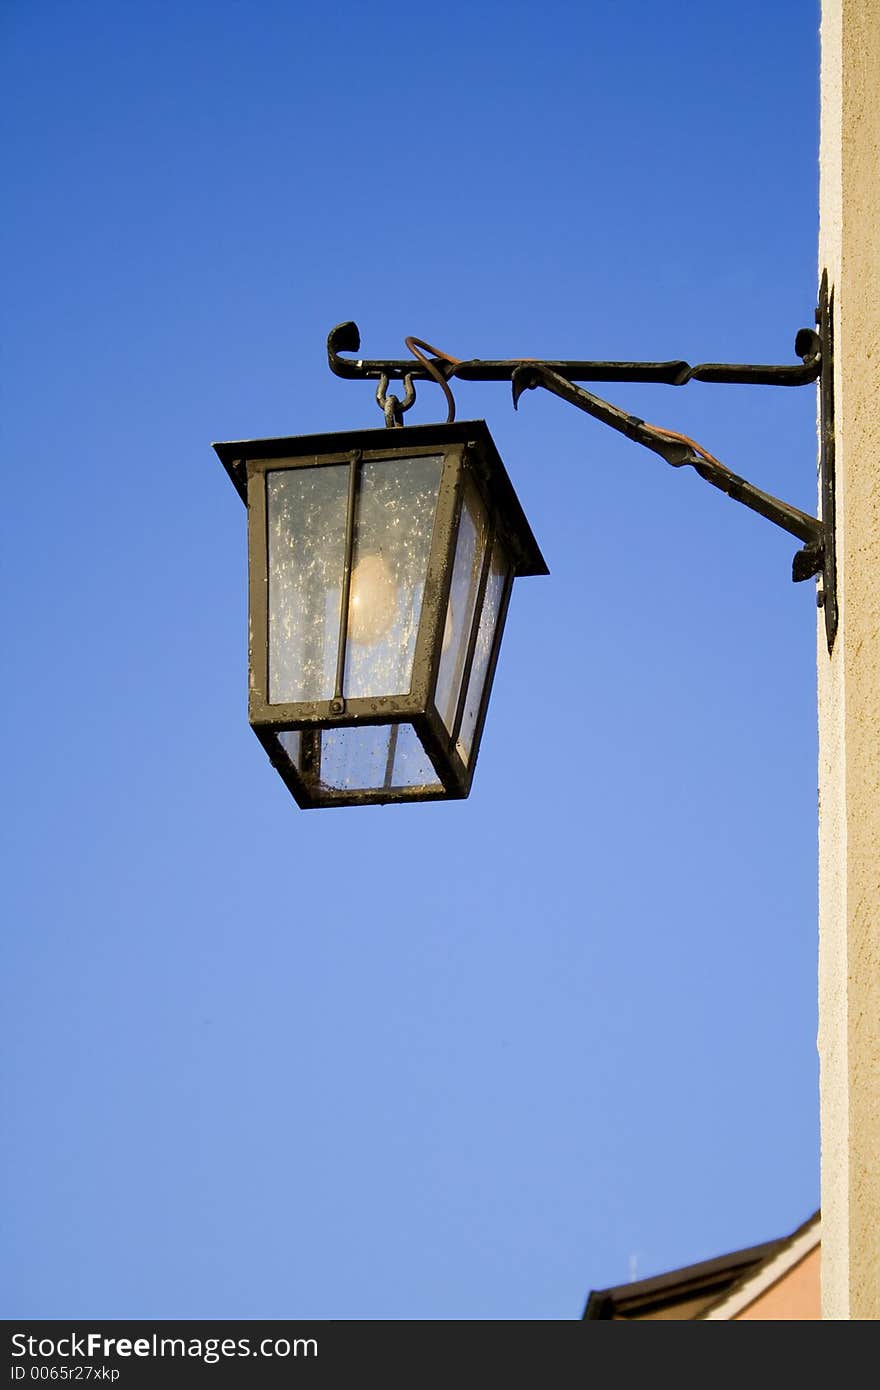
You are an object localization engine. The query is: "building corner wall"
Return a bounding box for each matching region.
[818,0,880,1322]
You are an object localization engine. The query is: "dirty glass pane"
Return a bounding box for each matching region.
[456,538,510,764]
[318,724,440,792]
[267,466,347,704]
[274,725,441,796]
[434,477,488,732]
[276,729,301,767]
[343,455,442,700]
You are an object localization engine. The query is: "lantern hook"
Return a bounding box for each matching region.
[376,372,416,427]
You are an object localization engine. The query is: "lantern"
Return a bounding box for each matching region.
[213,420,547,807]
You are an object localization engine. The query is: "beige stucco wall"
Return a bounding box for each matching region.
[818,0,880,1321]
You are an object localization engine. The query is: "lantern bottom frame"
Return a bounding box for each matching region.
[252,700,475,809]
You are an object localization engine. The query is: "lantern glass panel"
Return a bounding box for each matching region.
[456,536,510,764]
[266,455,443,707]
[343,455,442,699]
[267,464,347,704]
[276,725,441,797]
[434,476,489,732]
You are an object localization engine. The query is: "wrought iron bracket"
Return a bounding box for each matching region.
[327,296,837,651]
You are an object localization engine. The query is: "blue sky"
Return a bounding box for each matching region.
[2,1,821,1319]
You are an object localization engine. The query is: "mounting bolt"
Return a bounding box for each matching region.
[330,698,345,715]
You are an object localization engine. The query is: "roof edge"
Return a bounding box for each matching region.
[696,1211,820,1320]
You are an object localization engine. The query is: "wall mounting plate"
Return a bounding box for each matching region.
[818,270,838,654]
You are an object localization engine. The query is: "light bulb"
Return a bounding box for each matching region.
[348,552,398,644]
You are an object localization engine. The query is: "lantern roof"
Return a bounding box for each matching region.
[212,419,548,579]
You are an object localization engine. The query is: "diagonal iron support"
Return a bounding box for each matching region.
[510,362,824,565]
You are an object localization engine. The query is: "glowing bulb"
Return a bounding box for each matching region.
[348,552,398,643]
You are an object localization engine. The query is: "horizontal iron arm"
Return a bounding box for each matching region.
[328,321,822,388]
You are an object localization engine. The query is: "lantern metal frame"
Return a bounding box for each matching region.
[213,420,547,809]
